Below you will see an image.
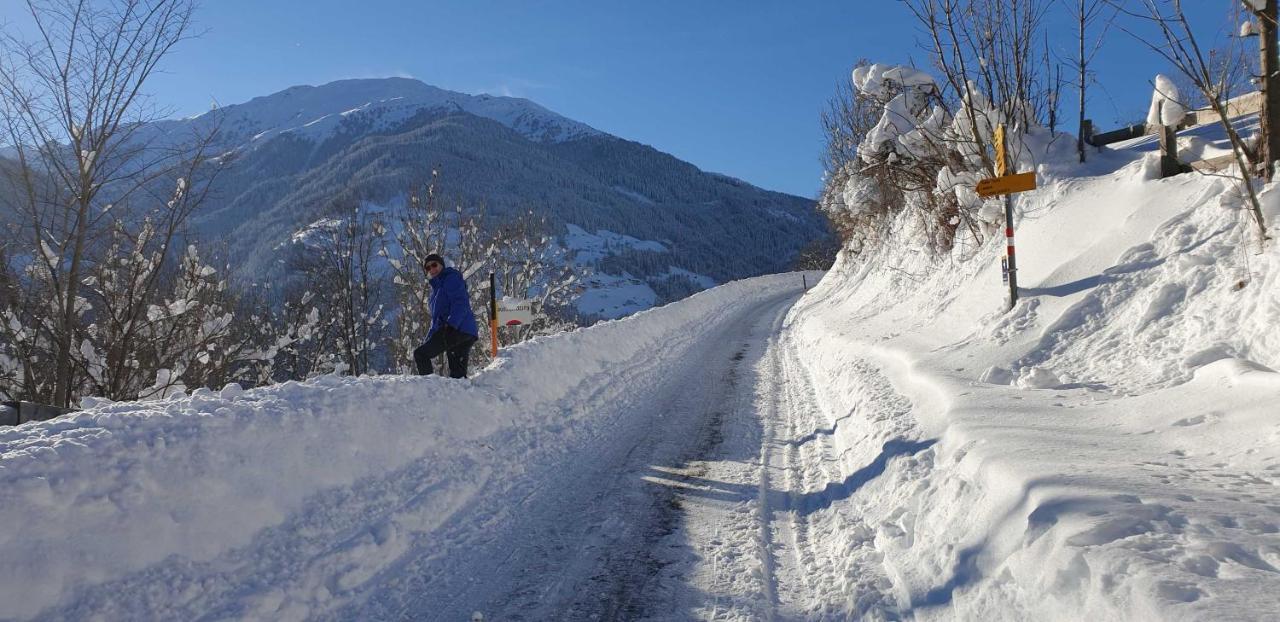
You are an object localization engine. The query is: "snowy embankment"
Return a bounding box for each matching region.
[788,148,1280,619]
[0,273,809,620]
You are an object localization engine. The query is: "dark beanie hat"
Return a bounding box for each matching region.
[424,253,445,267]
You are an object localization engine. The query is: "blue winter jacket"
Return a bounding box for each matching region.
[427,266,479,339]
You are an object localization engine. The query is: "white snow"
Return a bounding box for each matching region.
[3,119,1280,620]
[563,223,680,318]
[573,271,657,319]
[774,138,1280,618]
[563,223,669,263]
[1147,74,1186,128]
[0,275,804,619]
[664,266,718,289]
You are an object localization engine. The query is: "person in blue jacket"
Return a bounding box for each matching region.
[414,253,479,378]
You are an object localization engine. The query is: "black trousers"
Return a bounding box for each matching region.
[414,327,477,378]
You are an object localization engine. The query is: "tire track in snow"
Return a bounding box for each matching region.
[742,318,923,619]
[599,291,802,621]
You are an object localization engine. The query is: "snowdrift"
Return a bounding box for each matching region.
[0,273,809,620]
[788,145,1280,619]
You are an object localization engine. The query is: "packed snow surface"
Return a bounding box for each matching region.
[3,141,1280,620]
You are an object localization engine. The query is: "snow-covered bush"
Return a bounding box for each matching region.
[821,2,1067,262]
[817,0,1069,261]
[0,211,266,403]
[822,62,1009,258]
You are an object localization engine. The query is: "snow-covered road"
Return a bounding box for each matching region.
[375,287,807,620]
[394,278,940,621]
[342,282,928,620]
[387,281,947,621]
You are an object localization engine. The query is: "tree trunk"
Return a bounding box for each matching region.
[1078,0,1088,163]
[54,194,92,408]
[1259,0,1280,180]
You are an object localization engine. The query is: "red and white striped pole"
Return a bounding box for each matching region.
[996,124,1018,310]
[1004,195,1018,310]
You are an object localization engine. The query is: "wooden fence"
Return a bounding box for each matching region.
[1085,91,1263,178]
[0,401,76,426]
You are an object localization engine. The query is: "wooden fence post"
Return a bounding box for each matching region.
[1158,119,1181,178]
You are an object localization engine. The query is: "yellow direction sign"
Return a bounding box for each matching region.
[976,171,1036,197]
[994,124,1008,177]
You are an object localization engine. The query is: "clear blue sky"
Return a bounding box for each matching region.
[0,1,1247,197]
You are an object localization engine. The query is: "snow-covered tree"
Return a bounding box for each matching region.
[384,172,448,374]
[821,0,1071,260]
[0,0,217,406]
[487,212,582,350]
[829,62,1001,256]
[285,201,388,378]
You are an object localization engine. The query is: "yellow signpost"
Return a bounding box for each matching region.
[994,125,1008,177]
[976,172,1037,197]
[979,124,1038,310]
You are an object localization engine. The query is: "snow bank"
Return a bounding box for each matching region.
[788,137,1280,619]
[0,272,809,619]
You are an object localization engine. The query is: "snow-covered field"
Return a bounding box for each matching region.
[2,138,1280,620]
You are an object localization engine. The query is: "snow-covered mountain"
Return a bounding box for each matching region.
[150,77,601,148]
[144,78,828,315]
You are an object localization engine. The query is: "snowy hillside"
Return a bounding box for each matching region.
[2,137,1279,619]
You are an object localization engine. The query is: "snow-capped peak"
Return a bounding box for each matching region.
[172,77,601,148]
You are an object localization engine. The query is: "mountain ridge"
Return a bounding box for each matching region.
[152,77,602,151]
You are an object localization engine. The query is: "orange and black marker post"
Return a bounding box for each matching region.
[489,271,499,358]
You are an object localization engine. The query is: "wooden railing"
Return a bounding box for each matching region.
[1084,91,1263,178]
[1,401,76,426]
